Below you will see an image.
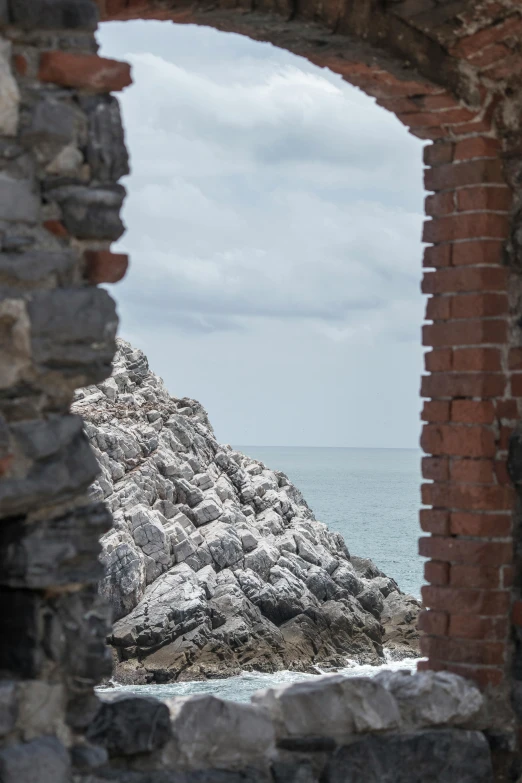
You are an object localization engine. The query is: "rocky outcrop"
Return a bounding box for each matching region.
[73,340,419,683]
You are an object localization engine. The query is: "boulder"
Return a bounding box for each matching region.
[87,696,171,756]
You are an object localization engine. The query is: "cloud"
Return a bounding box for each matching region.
[96,35,425,339]
[97,21,426,447]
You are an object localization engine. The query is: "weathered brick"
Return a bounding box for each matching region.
[450,512,511,537]
[422,585,510,615]
[13,53,28,76]
[422,456,449,480]
[499,425,513,451]
[450,565,502,589]
[424,482,514,511]
[43,219,68,238]
[419,537,512,566]
[494,460,510,485]
[418,608,448,634]
[502,565,513,588]
[39,52,132,92]
[452,348,501,372]
[508,347,522,370]
[511,374,522,397]
[450,459,494,483]
[425,348,452,372]
[422,319,507,347]
[453,137,502,161]
[84,251,129,284]
[420,509,449,535]
[423,142,454,167]
[448,615,508,640]
[421,401,450,422]
[423,244,451,268]
[512,600,522,626]
[398,108,476,129]
[469,43,510,69]
[451,400,495,424]
[422,214,509,243]
[451,15,522,57]
[425,295,451,321]
[495,399,518,419]
[422,268,508,296]
[421,373,505,400]
[424,159,505,192]
[451,239,505,266]
[425,191,455,217]
[420,635,505,666]
[421,423,496,457]
[456,186,511,213]
[451,291,508,318]
[424,561,450,586]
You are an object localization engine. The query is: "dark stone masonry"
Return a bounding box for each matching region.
[0,0,522,781]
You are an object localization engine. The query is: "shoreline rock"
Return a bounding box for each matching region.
[74,339,420,685]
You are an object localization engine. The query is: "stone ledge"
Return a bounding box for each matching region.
[82,671,491,781]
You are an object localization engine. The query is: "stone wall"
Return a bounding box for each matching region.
[77,670,497,783]
[0,0,522,781]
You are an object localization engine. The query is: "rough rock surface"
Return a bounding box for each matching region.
[74,340,420,683]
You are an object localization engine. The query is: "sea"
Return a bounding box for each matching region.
[100,446,424,702]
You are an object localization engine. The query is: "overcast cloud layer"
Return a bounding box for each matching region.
[97,22,426,448]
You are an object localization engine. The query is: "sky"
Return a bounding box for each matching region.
[97,21,427,449]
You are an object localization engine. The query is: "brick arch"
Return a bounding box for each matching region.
[93,0,522,692]
[1,0,522,764]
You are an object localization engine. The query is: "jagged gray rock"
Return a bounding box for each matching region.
[74,339,419,683]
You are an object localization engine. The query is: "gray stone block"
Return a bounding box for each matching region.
[49,185,125,240]
[87,696,171,756]
[0,250,77,288]
[0,737,70,783]
[325,730,494,783]
[44,587,112,687]
[375,670,484,729]
[0,501,111,588]
[21,96,75,149]
[29,287,118,380]
[0,415,100,517]
[253,675,400,742]
[0,173,39,222]
[80,95,129,183]
[10,0,98,29]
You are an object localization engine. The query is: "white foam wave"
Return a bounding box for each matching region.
[97,652,424,703]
